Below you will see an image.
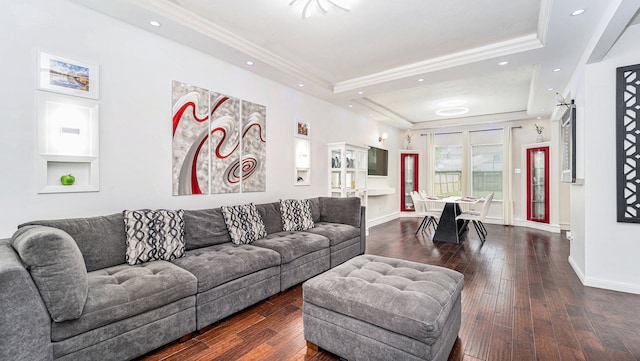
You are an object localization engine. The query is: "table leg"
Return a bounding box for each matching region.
[433,203,467,243]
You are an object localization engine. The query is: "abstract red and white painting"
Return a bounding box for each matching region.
[172,81,210,195]
[172,81,266,195]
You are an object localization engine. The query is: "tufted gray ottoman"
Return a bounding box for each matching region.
[302,255,463,361]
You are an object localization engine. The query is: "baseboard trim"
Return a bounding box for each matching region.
[367,212,401,228]
[513,220,561,233]
[568,256,640,295]
[568,256,585,284]
[583,276,640,295]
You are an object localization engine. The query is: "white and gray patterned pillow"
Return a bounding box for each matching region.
[123,209,185,265]
[280,199,314,231]
[220,203,267,245]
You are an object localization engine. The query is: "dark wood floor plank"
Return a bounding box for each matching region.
[135,218,640,361]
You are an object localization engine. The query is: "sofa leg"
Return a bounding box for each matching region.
[306,341,319,351]
[179,333,195,343]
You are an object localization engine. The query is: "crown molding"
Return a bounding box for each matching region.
[352,98,414,129]
[127,0,332,91]
[537,0,553,45]
[333,34,543,94]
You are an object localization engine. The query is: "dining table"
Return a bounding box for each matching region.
[421,196,483,244]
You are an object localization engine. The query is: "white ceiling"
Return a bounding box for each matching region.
[73,0,627,129]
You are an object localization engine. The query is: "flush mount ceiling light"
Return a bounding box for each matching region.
[149,20,161,27]
[289,0,351,19]
[246,60,255,66]
[436,107,470,117]
[498,61,509,66]
[571,8,585,16]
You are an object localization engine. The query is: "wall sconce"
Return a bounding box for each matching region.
[378,132,388,142]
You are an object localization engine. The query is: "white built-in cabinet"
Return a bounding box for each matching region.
[328,142,368,208]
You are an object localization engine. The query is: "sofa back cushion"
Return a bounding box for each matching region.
[308,197,321,223]
[318,197,361,227]
[19,213,126,272]
[11,225,88,322]
[255,202,284,234]
[183,208,231,250]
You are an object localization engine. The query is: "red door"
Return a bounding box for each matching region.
[401,153,419,211]
[527,146,549,223]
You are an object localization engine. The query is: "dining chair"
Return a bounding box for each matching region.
[410,191,441,235]
[455,193,493,244]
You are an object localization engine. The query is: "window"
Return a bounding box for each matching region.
[435,145,462,196]
[471,144,503,199]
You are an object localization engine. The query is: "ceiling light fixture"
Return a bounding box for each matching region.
[498,61,509,66]
[357,91,364,95]
[417,78,425,82]
[289,0,351,19]
[571,8,585,16]
[547,87,554,91]
[553,68,562,72]
[149,20,161,27]
[436,107,469,117]
[298,83,304,87]
[246,61,255,66]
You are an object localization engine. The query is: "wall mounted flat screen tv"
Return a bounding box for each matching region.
[368,146,388,176]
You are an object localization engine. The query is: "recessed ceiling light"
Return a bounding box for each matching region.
[357,91,364,95]
[553,68,562,72]
[348,105,353,108]
[246,61,255,66]
[547,87,554,91]
[571,8,585,16]
[436,107,470,117]
[149,20,161,27]
[417,78,425,82]
[498,61,509,66]
[298,83,304,87]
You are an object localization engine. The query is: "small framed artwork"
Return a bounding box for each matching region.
[296,119,310,138]
[38,52,99,99]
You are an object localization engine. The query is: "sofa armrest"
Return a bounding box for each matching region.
[359,206,366,254]
[0,239,52,361]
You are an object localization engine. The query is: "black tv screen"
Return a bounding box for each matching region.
[368,146,388,176]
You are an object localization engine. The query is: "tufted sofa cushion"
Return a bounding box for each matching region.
[51,260,197,341]
[303,255,463,344]
[172,243,281,293]
[251,231,329,263]
[304,222,360,246]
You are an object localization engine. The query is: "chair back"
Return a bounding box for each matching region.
[480,193,494,220]
[410,191,425,213]
[419,190,427,199]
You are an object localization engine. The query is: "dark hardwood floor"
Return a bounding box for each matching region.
[137,218,640,361]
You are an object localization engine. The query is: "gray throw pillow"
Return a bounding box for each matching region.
[123,209,185,265]
[11,225,88,322]
[221,203,267,245]
[280,199,314,231]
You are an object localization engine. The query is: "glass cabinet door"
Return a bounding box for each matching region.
[401,153,419,211]
[527,146,549,223]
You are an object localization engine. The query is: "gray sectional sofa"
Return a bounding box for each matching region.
[0,197,365,361]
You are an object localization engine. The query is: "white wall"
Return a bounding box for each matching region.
[0,0,399,238]
[577,23,640,293]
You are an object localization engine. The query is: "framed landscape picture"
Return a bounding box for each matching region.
[38,52,99,99]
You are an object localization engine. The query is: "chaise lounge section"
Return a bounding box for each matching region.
[0,196,365,361]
